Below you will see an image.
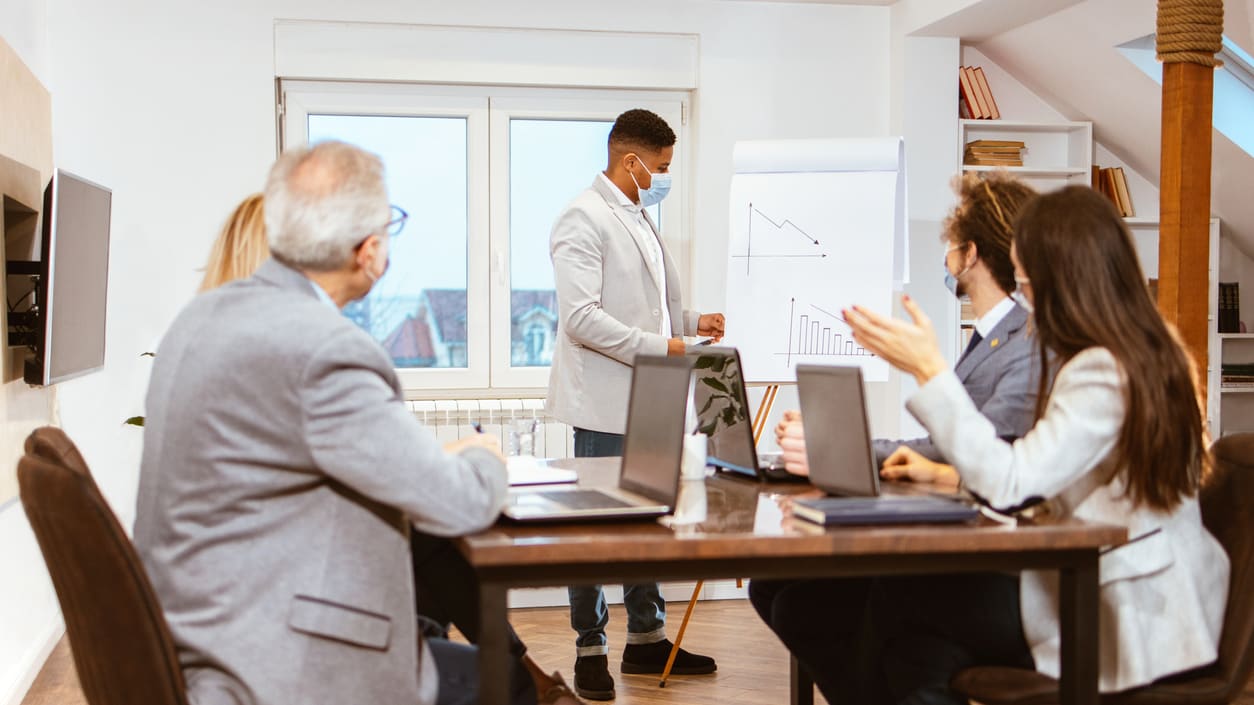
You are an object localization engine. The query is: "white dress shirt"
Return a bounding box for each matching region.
[598,172,672,336]
[973,295,1015,339]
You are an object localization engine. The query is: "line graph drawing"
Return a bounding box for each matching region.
[779,298,875,366]
[732,203,828,275]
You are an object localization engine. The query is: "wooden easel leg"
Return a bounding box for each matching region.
[659,580,704,687]
[751,384,780,445]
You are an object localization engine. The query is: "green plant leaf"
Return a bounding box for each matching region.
[701,378,730,394]
[140,352,155,357]
[123,416,145,427]
[693,356,716,369]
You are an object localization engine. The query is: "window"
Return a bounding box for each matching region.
[1118,34,1254,158]
[281,82,686,392]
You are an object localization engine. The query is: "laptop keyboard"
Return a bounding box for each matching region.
[536,490,635,510]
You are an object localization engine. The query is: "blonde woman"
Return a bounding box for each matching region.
[199,193,268,291]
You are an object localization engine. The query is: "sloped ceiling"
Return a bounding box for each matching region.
[972,0,1254,257]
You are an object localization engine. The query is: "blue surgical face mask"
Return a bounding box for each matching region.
[1011,290,1034,314]
[629,157,672,207]
[943,244,971,298]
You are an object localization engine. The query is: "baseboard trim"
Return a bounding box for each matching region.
[2,617,64,705]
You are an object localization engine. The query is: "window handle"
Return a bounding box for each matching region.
[494,249,507,287]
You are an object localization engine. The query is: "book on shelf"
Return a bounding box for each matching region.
[964,139,1024,167]
[1094,166,1133,217]
[956,66,1002,120]
[960,66,991,119]
[1219,282,1241,333]
[972,67,1001,120]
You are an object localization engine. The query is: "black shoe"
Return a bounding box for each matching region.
[573,655,615,701]
[620,639,717,675]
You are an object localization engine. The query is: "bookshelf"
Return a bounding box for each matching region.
[959,119,1093,191]
[1219,333,1254,437]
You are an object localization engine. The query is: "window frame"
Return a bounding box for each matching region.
[279,80,690,395]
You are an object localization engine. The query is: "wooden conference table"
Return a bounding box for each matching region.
[455,458,1126,705]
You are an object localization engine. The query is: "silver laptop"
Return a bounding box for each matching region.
[501,355,693,522]
[689,347,800,482]
[793,364,977,524]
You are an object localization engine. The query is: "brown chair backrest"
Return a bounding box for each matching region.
[18,426,188,705]
[1200,432,1254,701]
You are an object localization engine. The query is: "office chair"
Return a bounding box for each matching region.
[949,431,1254,705]
[18,426,189,705]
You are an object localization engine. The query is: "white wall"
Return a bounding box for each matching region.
[0,0,893,700]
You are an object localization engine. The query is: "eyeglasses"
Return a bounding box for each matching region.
[385,205,409,237]
[354,205,409,251]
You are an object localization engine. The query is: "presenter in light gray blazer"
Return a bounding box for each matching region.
[844,185,1227,703]
[546,109,725,701]
[135,141,578,705]
[753,173,1042,702]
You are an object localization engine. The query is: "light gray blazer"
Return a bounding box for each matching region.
[910,347,1229,692]
[873,303,1037,464]
[134,259,508,705]
[546,176,699,434]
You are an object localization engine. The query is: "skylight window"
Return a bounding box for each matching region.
[1118,34,1254,157]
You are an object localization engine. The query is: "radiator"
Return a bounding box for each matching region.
[406,398,573,459]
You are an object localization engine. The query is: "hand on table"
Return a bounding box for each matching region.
[775,417,810,477]
[445,433,506,464]
[879,445,960,487]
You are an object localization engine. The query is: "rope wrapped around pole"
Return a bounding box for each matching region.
[1156,0,1224,67]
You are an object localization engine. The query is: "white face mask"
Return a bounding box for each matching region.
[1011,275,1033,313]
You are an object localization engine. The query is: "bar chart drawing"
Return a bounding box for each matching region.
[780,298,875,367]
[731,203,828,275]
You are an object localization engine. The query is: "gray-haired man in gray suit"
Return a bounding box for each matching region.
[134,141,578,705]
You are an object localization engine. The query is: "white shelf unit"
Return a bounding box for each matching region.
[959,119,1093,191]
[1219,334,1254,436]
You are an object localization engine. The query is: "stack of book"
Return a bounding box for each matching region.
[963,140,1024,167]
[1092,166,1134,217]
[1221,363,1254,389]
[1219,282,1241,333]
[959,66,1000,120]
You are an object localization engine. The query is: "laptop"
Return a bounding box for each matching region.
[501,355,693,522]
[791,364,978,526]
[689,347,802,482]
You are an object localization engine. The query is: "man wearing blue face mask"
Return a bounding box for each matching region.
[547,109,724,700]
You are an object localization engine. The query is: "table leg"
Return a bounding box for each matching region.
[1058,552,1099,705]
[477,582,511,705]
[790,654,814,705]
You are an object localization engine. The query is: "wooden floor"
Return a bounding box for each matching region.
[20,599,1254,705]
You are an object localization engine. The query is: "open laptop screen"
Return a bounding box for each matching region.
[689,348,757,473]
[795,364,880,497]
[618,355,694,504]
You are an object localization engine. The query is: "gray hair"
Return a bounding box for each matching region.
[264,141,389,271]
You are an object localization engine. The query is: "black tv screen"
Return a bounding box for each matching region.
[28,170,112,385]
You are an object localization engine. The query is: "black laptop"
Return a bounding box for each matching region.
[501,355,693,522]
[791,364,978,526]
[689,347,803,482]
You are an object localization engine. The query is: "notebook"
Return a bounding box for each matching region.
[501,355,693,522]
[791,364,978,526]
[688,346,805,483]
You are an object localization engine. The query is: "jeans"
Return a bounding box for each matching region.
[567,428,667,656]
[411,530,536,705]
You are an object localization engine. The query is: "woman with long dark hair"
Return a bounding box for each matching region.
[844,185,1228,702]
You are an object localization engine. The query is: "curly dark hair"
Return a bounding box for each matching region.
[608,109,676,152]
[941,171,1036,295]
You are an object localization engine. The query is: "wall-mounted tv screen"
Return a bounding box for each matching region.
[17,170,113,386]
